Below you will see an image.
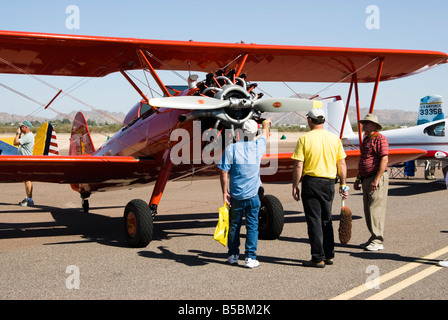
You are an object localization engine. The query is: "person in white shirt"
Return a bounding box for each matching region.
[13,120,35,207]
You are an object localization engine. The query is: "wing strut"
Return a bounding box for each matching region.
[340,57,385,146]
[44,89,63,109]
[369,57,384,113]
[137,49,172,98]
[339,78,353,140]
[353,74,363,145]
[119,69,159,114]
[148,149,174,216]
[235,53,248,78]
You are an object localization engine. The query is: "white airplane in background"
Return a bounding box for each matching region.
[322,95,448,174]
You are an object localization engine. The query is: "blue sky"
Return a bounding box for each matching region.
[1,0,448,119]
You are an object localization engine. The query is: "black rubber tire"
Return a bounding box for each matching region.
[123,199,153,247]
[258,194,284,240]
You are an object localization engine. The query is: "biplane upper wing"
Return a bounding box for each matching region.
[0,30,447,82]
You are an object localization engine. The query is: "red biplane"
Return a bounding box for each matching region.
[0,30,445,247]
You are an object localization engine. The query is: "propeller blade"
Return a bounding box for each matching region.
[148,96,230,110]
[253,97,323,112]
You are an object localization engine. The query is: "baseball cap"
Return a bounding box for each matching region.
[21,120,33,128]
[242,119,259,134]
[306,108,326,120]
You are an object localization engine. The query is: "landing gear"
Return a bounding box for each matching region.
[258,194,284,240]
[82,199,89,213]
[81,193,91,213]
[123,199,154,248]
[122,149,172,247]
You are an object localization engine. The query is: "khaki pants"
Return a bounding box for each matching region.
[362,172,389,244]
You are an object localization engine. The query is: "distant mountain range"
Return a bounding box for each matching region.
[267,108,419,126]
[0,110,126,124]
[0,108,418,126]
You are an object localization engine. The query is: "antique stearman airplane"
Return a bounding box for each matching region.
[0,30,446,247]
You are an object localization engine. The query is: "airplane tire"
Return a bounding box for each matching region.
[123,199,153,247]
[258,194,284,240]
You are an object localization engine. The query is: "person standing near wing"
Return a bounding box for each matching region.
[354,114,389,251]
[13,120,35,207]
[218,118,271,268]
[292,108,348,268]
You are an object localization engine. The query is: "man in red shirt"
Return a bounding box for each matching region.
[354,114,389,251]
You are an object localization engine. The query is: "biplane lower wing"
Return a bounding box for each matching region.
[342,148,428,178]
[0,155,159,185]
[0,148,426,187]
[258,148,427,183]
[260,148,427,183]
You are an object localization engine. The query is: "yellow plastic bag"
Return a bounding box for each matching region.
[213,203,229,246]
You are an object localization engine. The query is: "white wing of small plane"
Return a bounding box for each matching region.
[323,96,448,161]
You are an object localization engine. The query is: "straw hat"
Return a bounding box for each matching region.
[358,114,382,130]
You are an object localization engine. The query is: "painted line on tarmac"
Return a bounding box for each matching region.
[331,246,448,300]
[365,264,443,300]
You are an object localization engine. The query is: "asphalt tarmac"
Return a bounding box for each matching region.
[0,162,447,303]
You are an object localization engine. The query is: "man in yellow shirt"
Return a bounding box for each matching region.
[292,108,348,268]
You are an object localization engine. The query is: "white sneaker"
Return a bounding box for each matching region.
[244,258,260,268]
[365,242,384,251]
[19,198,34,207]
[227,255,238,265]
[438,259,448,267]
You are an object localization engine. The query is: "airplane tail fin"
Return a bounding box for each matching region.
[33,122,59,156]
[323,96,355,139]
[69,112,95,156]
[418,95,444,125]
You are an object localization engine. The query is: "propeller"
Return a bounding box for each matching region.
[148,96,228,110]
[148,96,322,112]
[253,97,322,112]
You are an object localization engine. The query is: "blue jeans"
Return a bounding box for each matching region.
[228,195,260,260]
